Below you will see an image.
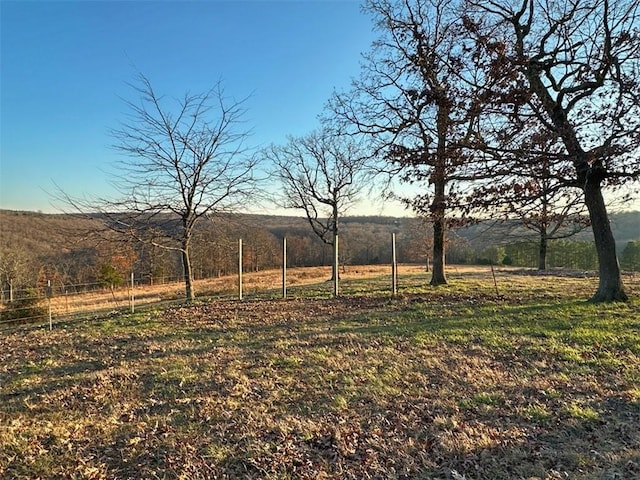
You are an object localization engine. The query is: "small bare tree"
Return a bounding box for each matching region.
[264,128,369,286]
[0,245,33,303]
[63,74,259,302]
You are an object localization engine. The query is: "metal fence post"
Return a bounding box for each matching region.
[238,239,243,300]
[333,235,339,298]
[130,271,135,313]
[392,233,398,296]
[47,280,53,330]
[282,237,287,299]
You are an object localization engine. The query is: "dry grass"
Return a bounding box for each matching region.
[1,268,639,479]
[37,265,432,318]
[0,264,536,322]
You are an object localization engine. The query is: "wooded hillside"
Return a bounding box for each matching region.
[1,209,638,296]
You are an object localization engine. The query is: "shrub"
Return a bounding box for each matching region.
[0,288,47,325]
[621,240,640,271]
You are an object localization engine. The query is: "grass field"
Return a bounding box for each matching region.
[1,267,639,479]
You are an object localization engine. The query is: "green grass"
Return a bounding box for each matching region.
[1,269,639,479]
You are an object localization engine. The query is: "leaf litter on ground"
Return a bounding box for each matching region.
[1,268,639,479]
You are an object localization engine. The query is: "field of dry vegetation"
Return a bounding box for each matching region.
[1,267,639,479]
[47,265,426,314]
[9,265,423,323]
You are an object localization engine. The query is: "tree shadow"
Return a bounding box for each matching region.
[1,294,638,479]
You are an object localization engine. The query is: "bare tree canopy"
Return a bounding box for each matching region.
[62,74,259,302]
[111,74,257,219]
[266,129,368,242]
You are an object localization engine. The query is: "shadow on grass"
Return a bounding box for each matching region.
[1,292,639,479]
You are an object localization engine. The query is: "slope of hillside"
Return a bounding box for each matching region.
[1,209,638,291]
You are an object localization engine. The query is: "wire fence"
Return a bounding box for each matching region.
[0,262,433,331]
[4,231,632,331]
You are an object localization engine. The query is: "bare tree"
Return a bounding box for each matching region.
[264,128,369,286]
[331,0,486,286]
[515,186,590,272]
[97,74,258,301]
[464,0,640,301]
[0,245,33,303]
[466,130,591,270]
[393,216,434,267]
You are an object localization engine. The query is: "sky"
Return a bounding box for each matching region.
[1,0,410,215]
[1,1,638,217]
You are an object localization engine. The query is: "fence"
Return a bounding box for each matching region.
[3,232,625,330]
[0,263,433,330]
[1,235,411,329]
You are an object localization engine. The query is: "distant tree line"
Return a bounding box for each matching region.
[2,209,638,303]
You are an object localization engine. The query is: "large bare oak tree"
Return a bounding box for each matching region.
[331,0,485,286]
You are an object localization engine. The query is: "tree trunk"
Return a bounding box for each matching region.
[181,240,195,302]
[333,235,339,297]
[584,180,627,302]
[538,232,548,271]
[331,202,340,284]
[538,189,549,271]
[430,213,447,286]
[430,91,448,286]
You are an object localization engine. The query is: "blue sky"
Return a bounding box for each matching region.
[1,0,400,214]
[3,1,637,217]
